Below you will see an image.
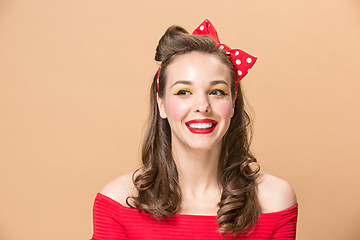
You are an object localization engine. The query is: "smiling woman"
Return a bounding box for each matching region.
[157,52,234,150]
[90,19,298,240]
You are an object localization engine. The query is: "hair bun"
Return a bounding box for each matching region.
[155,25,189,62]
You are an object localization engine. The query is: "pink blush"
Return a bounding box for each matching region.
[165,98,188,120]
[216,102,233,117]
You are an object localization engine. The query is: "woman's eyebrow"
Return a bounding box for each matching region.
[171,80,192,88]
[210,80,229,86]
[170,80,229,88]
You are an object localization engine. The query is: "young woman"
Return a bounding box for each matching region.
[91,19,298,239]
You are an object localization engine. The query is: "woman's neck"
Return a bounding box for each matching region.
[171,140,222,198]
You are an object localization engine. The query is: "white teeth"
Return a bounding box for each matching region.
[188,123,214,129]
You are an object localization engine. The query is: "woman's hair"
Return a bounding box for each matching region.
[127,25,261,236]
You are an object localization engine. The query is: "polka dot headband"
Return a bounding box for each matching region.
[157,19,257,95]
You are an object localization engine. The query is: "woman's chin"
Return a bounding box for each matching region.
[184,140,222,152]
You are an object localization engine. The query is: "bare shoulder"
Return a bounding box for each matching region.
[256,172,297,213]
[99,171,137,205]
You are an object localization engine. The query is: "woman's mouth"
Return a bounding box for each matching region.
[185,119,218,134]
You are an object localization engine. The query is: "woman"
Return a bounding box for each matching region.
[91,19,298,239]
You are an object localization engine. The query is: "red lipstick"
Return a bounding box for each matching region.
[185,119,218,134]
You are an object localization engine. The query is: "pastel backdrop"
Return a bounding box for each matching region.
[0,0,359,239]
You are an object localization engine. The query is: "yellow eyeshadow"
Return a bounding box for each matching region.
[211,86,229,94]
[172,88,193,94]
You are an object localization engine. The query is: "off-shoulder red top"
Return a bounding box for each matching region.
[91,193,298,240]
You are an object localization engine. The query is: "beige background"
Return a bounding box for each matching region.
[1,0,359,239]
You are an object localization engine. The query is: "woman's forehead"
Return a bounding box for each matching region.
[165,52,231,87]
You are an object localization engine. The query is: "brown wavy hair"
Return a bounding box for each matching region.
[127,25,261,237]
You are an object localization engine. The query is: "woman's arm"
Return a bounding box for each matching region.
[91,174,134,240]
[90,193,128,240]
[256,172,298,239]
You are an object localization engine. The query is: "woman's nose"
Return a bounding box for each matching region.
[193,94,211,113]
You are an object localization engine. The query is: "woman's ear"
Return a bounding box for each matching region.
[156,93,167,119]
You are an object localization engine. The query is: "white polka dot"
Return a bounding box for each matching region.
[219,45,224,49]
[235,51,239,56]
[238,70,242,76]
[200,25,204,31]
[208,23,211,27]
[226,51,230,55]
[246,57,252,63]
[236,59,241,65]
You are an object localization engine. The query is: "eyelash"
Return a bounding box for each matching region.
[209,89,228,96]
[175,89,192,95]
[174,89,228,96]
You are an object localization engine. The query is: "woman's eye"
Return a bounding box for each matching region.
[175,89,192,95]
[209,89,228,96]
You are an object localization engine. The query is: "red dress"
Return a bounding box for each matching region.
[91,193,298,240]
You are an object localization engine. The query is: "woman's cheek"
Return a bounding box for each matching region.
[165,98,189,120]
[216,101,233,117]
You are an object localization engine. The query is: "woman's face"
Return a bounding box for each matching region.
[157,51,235,151]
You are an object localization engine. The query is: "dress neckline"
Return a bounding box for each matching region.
[96,192,298,218]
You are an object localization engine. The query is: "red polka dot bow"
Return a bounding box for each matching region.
[193,19,257,94]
